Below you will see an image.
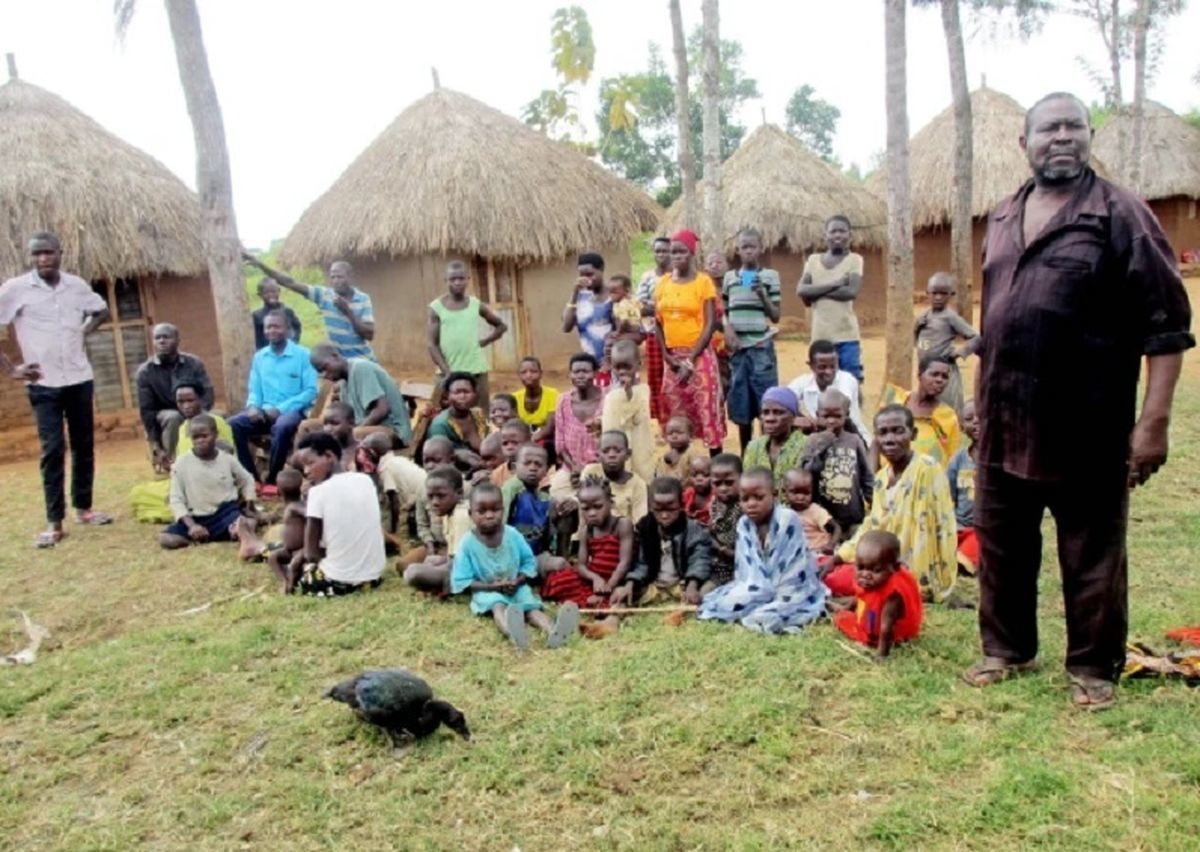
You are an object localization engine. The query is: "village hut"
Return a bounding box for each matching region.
[1093,101,1200,260]
[867,86,1034,303]
[279,87,661,373]
[661,124,888,331]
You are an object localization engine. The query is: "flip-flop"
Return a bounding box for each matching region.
[548,602,581,649]
[505,605,530,651]
[962,656,1038,687]
[34,530,65,549]
[1068,674,1117,712]
[74,510,113,526]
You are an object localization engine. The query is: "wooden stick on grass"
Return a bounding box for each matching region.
[578,605,698,615]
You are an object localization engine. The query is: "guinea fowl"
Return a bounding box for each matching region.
[325,669,471,746]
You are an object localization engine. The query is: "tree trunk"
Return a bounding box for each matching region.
[164,0,253,409]
[884,0,915,389]
[1130,0,1150,193]
[669,0,698,228]
[700,0,723,254]
[940,0,974,320]
[1106,0,1128,175]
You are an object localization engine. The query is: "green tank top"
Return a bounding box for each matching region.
[431,296,489,374]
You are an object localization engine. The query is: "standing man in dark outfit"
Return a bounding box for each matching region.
[0,232,115,547]
[135,323,215,473]
[963,93,1194,710]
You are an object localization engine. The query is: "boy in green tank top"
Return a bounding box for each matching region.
[427,260,508,405]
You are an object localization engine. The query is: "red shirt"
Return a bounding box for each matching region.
[682,486,714,526]
[834,565,924,647]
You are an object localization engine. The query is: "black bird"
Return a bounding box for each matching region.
[324,669,471,747]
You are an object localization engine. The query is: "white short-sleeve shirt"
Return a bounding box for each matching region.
[305,471,386,584]
[0,270,107,388]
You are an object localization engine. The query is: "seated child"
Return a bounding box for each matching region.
[359,431,426,553]
[831,530,923,658]
[601,340,655,484]
[160,415,257,550]
[541,475,635,610]
[489,393,518,432]
[802,388,873,536]
[264,468,307,592]
[472,432,504,487]
[580,430,648,523]
[707,453,744,586]
[698,466,827,634]
[656,415,702,486]
[913,272,979,413]
[403,465,472,594]
[945,399,978,574]
[682,455,715,525]
[782,468,839,558]
[830,405,958,604]
[288,431,387,596]
[449,482,581,650]
[322,401,359,468]
[397,435,455,572]
[513,356,559,465]
[612,477,712,606]
[500,444,566,575]
[236,465,302,561]
[491,419,532,488]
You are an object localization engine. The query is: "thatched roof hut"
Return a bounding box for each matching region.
[1094,102,1200,257]
[0,76,222,448]
[280,87,661,373]
[662,124,889,330]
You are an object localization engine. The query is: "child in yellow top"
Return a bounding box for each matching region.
[655,415,703,487]
[601,340,655,484]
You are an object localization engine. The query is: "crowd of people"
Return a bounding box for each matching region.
[0,93,1193,709]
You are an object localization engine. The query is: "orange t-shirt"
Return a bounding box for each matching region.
[655,273,718,350]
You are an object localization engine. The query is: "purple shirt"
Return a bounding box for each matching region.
[0,270,107,388]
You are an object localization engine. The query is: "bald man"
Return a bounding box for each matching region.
[244,253,376,360]
[135,322,215,472]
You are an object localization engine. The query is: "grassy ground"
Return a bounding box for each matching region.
[2,293,1199,850]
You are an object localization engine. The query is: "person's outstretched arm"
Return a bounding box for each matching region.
[242,252,311,298]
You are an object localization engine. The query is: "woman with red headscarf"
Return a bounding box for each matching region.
[653,230,726,452]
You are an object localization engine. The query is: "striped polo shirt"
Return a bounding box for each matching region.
[721,268,781,346]
[310,285,376,360]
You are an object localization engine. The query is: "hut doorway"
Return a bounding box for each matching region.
[470,257,525,373]
[84,277,150,412]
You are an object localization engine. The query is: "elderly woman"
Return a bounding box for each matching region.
[654,229,726,453]
[876,353,962,469]
[742,386,806,493]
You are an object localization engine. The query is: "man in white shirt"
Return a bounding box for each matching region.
[0,232,114,547]
[290,431,385,596]
[787,339,871,442]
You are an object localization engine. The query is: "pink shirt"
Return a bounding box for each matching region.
[0,271,107,388]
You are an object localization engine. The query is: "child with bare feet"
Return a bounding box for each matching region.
[160,416,257,550]
[236,466,302,562]
[264,469,306,590]
[541,476,635,617]
[831,530,923,658]
[449,483,580,650]
[682,455,715,525]
[656,415,701,485]
[706,453,743,585]
[402,465,471,595]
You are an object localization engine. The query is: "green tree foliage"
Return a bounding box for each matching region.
[596,32,759,207]
[522,6,595,148]
[784,84,841,163]
[1184,109,1200,131]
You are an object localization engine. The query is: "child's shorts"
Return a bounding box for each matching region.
[726,342,779,425]
[834,341,864,382]
[294,563,384,597]
[162,501,242,541]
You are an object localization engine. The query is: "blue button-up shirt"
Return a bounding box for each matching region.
[246,340,317,414]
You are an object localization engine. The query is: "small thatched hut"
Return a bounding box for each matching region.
[0,75,220,458]
[661,124,888,330]
[280,87,661,373]
[1094,102,1200,259]
[867,86,1032,300]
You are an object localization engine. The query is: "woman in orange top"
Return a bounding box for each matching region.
[654,229,726,452]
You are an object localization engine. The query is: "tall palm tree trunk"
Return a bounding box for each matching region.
[700,0,723,253]
[941,0,974,319]
[669,0,698,228]
[884,0,915,388]
[164,0,253,408]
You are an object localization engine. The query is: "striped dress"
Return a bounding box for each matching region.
[540,530,622,608]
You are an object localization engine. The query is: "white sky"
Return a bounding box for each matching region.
[3,0,1198,247]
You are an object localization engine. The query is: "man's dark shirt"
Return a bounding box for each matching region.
[252,305,303,351]
[978,168,1194,483]
[135,352,215,443]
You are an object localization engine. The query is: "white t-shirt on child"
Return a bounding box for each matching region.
[306,471,386,584]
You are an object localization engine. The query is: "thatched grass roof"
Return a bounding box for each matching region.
[1093,101,1200,200]
[280,88,661,266]
[868,87,1031,229]
[0,78,205,281]
[660,124,887,253]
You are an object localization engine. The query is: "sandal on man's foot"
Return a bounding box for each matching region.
[74,510,113,526]
[962,656,1038,687]
[505,606,530,651]
[548,602,581,649]
[1068,674,1117,712]
[34,529,66,549]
